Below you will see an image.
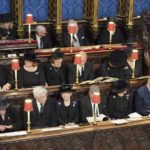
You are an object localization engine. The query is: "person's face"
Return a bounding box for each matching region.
[81,54,87,66]
[36,92,47,104]
[39,28,47,37]
[0,108,6,114]
[24,60,34,67]
[61,92,72,101]
[117,89,127,97]
[53,59,63,68]
[3,22,11,29]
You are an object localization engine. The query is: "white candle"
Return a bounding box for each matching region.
[29,24,31,33]
[27,111,30,122]
[15,70,17,80]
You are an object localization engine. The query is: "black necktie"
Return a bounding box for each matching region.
[40,104,44,114]
[40,38,43,48]
[81,67,84,77]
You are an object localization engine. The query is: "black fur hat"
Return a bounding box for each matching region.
[52,51,64,59]
[112,79,130,93]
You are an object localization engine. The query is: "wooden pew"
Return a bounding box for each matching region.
[0,117,150,150]
[0,78,147,116]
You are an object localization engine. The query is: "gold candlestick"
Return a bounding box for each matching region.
[93,104,97,125]
[70,34,73,53]
[76,65,79,84]
[28,24,31,44]
[109,32,112,50]
[27,111,31,134]
[14,70,18,90]
[132,59,135,78]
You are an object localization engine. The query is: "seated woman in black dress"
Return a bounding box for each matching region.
[0,13,17,40]
[107,79,133,119]
[124,46,142,79]
[0,96,21,132]
[56,84,79,126]
[45,51,65,86]
[18,51,46,88]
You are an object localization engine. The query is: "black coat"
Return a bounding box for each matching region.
[32,33,53,49]
[0,27,17,40]
[97,26,125,44]
[62,27,90,47]
[56,97,79,125]
[68,62,94,84]
[99,60,128,79]
[0,67,13,88]
[0,106,22,132]
[18,66,46,88]
[45,63,65,85]
[23,98,57,129]
[107,92,133,119]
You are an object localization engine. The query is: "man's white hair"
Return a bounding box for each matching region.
[36,25,46,34]
[33,86,47,98]
[68,20,78,28]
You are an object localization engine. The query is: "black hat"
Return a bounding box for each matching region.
[20,51,40,62]
[108,50,127,67]
[112,79,130,93]
[0,13,12,23]
[52,51,64,59]
[0,96,9,110]
[59,84,75,93]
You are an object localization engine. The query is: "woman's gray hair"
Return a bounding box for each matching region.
[33,86,47,98]
[89,85,100,95]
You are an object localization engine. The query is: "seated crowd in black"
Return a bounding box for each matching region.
[0,14,148,133]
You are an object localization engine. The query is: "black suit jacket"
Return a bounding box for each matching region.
[56,97,79,125]
[62,27,90,47]
[32,33,53,49]
[0,106,22,132]
[23,98,57,129]
[68,62,94,84]
[79,95,109,123]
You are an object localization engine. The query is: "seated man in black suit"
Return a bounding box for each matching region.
[97,17,125,44]
[79,85,108,123]
[62,20,90,47]
[33,25,53,49]
[23,86,56,129]
[99,50,128,79]
[68,51,94,84]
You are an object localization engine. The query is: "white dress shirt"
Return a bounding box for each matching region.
[72,33,80,47]
[36,34,42,49]
[36,100,44,113]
